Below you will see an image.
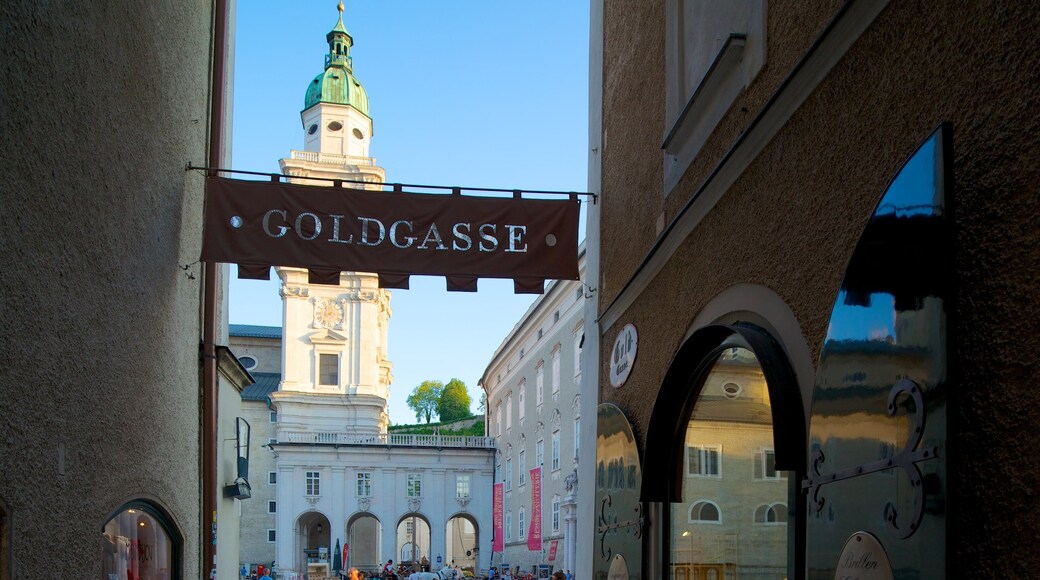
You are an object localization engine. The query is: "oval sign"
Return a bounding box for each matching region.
[834,531,894,580]
[609,323,638,388]
[607,554,630,580]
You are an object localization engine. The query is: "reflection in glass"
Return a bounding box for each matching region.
[806,127,949,578]
[669,347,787,579]
[102,506,175,580]
[595,403,643,580]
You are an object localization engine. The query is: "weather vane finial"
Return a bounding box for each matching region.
[338,1,344,14]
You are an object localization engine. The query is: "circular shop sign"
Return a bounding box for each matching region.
[609,323,638,388]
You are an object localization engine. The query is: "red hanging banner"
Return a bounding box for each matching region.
[493,482,505,553]
[528,467,542,551]
[200,177,580,290]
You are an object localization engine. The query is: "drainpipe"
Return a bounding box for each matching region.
[204,0,230,576]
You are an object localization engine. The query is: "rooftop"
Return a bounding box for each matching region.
[229,324,282,339]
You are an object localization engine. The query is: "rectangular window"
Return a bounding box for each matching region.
[318,353,338,386]
[357,472,372,497]
[518,380,526,421]
[552,496,560,533]
[663,0,766,192]
[456,474,472,498]
[496,461,502,483]
[505,458,512,491]
[574,327,583,378]
[574,418,581,459]
[267,529,276,543]
[268,438,277,446]
[519,507,526,540]
[506,512,512,541]
[269,411,278,423]
[755,449,786,480]
[536,362,544,406]
[687,446,721,477]
[407,473,422,497]
[536,439,544,468]
[552,430,561,471]
[519,450,526,486]
[306,471,321,495]
[496,403,502,437]
[268,500,277,514]
[551,347,561,395]
[268,471,277,485]
[506,394,512,430]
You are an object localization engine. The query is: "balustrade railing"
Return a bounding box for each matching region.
[289,149,376,167]
[281,431,495,449]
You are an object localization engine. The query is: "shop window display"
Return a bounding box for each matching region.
[102,502,178,580]
[669,347,788,579]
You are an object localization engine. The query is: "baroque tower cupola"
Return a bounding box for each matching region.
[272,2,393,435]
[282,1,385,187]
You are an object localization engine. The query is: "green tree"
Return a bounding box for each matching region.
[407,380,443,423]
[437,378,472,423]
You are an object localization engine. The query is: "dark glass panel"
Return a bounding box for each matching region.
[806,126,950,578]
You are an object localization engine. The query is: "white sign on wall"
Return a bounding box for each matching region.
[834,532,894,580]
[609,324,638,388]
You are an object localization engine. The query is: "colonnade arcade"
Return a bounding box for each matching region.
[291,510,479,574]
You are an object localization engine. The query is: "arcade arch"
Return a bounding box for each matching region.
[396,513,431,568]
[346,512,382,572]
[295,511,331,576]
[445,513,478,572]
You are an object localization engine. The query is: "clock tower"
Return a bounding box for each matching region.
[270,2,393,435]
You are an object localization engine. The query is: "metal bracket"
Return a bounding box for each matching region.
[802,378,938,539]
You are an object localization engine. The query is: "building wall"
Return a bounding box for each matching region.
[0,1,219,577]
[595,0,1040,576]
[483,256,586,573]
[217,354,252,579]
[238,399,279,569]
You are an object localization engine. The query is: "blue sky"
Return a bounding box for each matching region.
[230,2,590,423]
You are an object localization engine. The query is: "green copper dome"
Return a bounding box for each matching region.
[304,69,369,115]
[303,4,370,116]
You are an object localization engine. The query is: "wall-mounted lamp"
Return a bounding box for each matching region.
[224,417,252,500]
[317,523,323,533]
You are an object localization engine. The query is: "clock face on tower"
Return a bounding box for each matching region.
[315,299,343,329]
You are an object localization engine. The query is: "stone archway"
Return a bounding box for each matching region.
[445,513,478,573]
[346,512,381,572]
[295,511,331,577]
[395,513,431,570]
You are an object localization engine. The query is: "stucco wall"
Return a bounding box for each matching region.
[597,1,1040,576]
[0,1,214,577]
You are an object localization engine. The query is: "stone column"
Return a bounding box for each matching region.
[429,468,447,570]
[331,466,347,556]
[381,467,398,567]
[275,465,295,576]
[562,493,577,574]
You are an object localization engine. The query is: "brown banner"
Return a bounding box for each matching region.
[200,177,580,287]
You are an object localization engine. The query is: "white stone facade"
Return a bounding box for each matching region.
[235,10,494,577]
[481,251,586,576]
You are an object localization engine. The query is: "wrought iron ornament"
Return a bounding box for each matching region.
[803,379,938,539]
[597,493,644,562]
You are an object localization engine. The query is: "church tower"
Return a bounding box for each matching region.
[271,2,393,435]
